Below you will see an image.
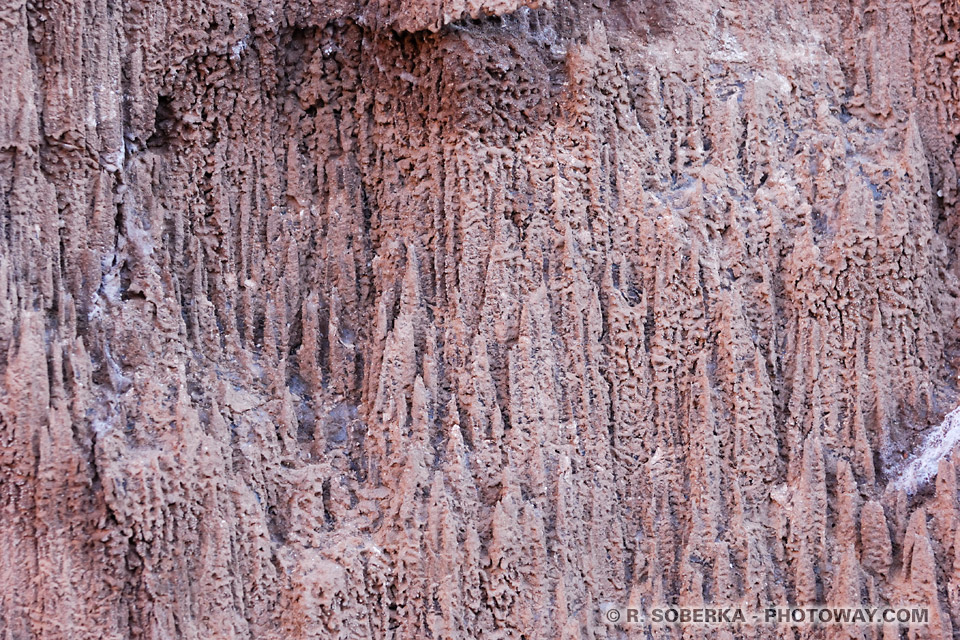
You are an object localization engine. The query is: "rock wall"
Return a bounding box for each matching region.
[4,0,960,637]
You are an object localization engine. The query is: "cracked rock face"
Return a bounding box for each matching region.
[4,0,960,637]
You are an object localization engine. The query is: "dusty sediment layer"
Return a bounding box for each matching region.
[4,0,960,637]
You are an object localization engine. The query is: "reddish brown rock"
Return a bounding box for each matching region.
[4,0,960,637]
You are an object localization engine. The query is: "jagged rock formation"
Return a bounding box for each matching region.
[5,0,960,637]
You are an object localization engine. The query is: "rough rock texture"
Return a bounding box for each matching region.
[5,0,960,637]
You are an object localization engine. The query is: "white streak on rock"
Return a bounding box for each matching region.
[889,406,960,494]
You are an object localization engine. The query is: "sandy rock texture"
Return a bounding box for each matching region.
[5,0,960,637]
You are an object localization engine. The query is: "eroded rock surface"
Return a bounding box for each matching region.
[5,0,960,637]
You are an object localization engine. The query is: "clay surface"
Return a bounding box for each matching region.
[5,0,960,637]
